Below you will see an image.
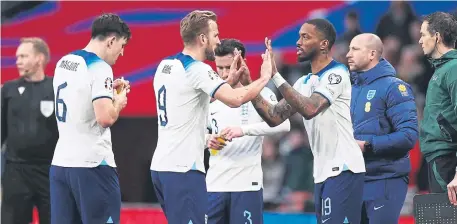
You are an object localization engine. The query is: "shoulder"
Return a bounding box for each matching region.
[164,53,209,72]
[2,78,22,89]
[293,76,307,88]
[187,61,212,73]
[384,77,411,92]
[444,62,457,81]
[325,63,350,79]
[384,77,414,102]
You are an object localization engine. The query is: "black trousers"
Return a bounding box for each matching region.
[1,162,51,224]
[427,153,457,193]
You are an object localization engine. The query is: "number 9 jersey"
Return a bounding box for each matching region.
[151,53,226,173]
[52,50,116,168]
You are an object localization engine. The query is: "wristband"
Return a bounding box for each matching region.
[272,72,286,87]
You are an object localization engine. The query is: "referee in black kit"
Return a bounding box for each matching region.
[1,37,58,224]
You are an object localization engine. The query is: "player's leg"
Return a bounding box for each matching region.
[360,202,369,224]
[207,192,229,224]
[1,163,34,224]
[427,153,457,193]
[68,166,121,224]
[320,171,364,224]
[154,170,207,224]
[49,165,82,224]
[151,171,167,215]
[29,164,51,224]
[363,178,408,224]
[229,189,264,224]
[314,183,324,223]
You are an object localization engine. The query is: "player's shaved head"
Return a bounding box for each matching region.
[346,33,384,72]
[353,33,383,59]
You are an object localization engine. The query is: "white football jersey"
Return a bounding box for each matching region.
[206,88,286,192]
[52,50,116,168]
[150,53,226,173]
[293,60,365,183]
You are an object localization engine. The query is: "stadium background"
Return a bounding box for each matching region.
[2,1,457,223]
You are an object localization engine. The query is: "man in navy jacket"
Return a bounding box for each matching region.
[346,33,418,224]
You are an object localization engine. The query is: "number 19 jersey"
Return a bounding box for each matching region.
[150,53,226,173]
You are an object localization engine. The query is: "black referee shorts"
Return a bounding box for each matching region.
[1,162,51,224]
[427,152,457,193]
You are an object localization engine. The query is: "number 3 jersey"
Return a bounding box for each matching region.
[150,53,226,173]
[206,88,278,192]
[52,50,116,168]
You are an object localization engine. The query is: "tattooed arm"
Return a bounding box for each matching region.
[277,83,330,120]
[251,96,297,127]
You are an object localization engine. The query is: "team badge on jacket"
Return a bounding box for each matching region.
[398,84,408,97]
[40,100,54,117]
[366,90,376,100]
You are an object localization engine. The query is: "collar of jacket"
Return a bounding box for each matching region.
[351,58,396,85]
[427,49,457,69]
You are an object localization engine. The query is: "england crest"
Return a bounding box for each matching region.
[40,100,54,117]
[366,90,376,100]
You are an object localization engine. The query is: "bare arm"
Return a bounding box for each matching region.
[213,76,269,108]
[93,98,124,128]
[251,95,297,127]
[277,83,330,120]
[93,79,129,128]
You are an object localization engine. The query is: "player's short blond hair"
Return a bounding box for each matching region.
[180,10,217,46]
[20,37,50,64]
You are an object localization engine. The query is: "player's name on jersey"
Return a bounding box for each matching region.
[59,60,80,72]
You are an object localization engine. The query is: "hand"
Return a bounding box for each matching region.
[356,140,366,152]
[113,78,131,94]
[447,173,457,206]
[260,45,273,80]
[226,49,246,86]
[113,87,128,110]
[265,37,278,76]
[239,55,252,86]
[220,126,244,141]
[207,134,227,150]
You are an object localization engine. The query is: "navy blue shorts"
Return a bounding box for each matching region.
[207,189,263,224]
[361,177,408,224]
[151,170,207,224]
[50,165,121,224]
[314,171,364,224]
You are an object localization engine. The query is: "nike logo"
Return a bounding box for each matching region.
[322,218,331,223]
[210,112,217,115]
[374,205,384,210]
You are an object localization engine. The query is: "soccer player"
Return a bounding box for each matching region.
[150,10,273,224]
[245,19,366,224]
[50,13,131,224]
[205,39,291,224]
[418,12,457,205]
[347,33,418,223]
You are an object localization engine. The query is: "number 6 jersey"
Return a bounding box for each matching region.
[150,53,226,173]
[52,50,116,168]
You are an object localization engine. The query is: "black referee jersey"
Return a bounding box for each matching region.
[1,76,58,164]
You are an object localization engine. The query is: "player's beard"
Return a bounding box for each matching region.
[205,46,216,61]
[297,47,318,62]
